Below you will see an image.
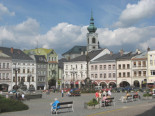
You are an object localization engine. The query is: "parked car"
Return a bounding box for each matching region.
[94,86,102,91]
[123,86,133,92]
[8,89,16,93]
[102,88,111,92]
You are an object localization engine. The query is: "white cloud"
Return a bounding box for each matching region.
[0,3,15,19]
[114,0,155,27]
[0,19,155,54]
[139,38,155,50]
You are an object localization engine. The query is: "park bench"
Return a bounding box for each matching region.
[100,97,115,107]
[133,94,140,101]
[123,95,133,103]
[51,101,74,115]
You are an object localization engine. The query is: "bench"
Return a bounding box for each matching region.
[124,95,133,103]
[133,94,140,101]
[100,97,115,107]
[51,101,74,115]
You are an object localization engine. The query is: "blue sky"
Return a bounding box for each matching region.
[0,0,155,57]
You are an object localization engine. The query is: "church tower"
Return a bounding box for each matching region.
[87,11,99,52]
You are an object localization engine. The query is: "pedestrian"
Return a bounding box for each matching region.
[61,89,64,97]
[50,98,60,114]
[95,91,99,102]
[108,90,111,96]
[99,90,102,102]
[22,93,25,100]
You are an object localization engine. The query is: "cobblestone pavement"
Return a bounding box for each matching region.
[1,92,155,116]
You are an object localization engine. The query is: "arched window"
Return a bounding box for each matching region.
[92,38,96,43]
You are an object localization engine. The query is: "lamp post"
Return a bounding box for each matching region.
[13,63,20,90]
[84,52,92,90]
[71,68,76,88]
[28,72,32,90]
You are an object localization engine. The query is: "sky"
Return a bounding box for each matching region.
[0,0,155,58]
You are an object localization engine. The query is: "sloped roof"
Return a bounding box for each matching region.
[34,55,47,63]
[68,49,103,62]
[62,46,86,55]
[24,48,54,55]
[58,58,68,69]
[0,52,11,58]
[0,47,33,60]
[132,52,147,59]
[117,52,138,60]
[93,53,121,62]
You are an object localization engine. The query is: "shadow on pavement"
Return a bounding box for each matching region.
[136,106,155,116]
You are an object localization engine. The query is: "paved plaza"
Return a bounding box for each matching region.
[1,92,155,116]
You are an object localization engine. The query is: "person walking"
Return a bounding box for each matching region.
[61,89,64,97]
[95,91,99,102]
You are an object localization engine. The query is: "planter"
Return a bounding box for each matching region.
[143,96,152,100]
[84,102,100,109]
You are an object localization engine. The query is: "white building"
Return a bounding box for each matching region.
[0,47,36,90]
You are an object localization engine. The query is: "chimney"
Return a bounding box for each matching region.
[10,47,13,54]
[119,49,124,56]
[110,51,113,56]
[147,47,150,51]
[136,49,141,54]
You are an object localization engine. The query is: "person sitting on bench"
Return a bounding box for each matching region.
[51,98,60,113]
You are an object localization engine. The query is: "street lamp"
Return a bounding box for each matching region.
[28,72,32,89]
[70,68,77,88]
[84,51,92,90]
[13,63,20,90]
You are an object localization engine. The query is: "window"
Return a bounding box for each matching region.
[0,73,1,78]
[134,71,137,76]
[104,73,106,78]
[139,71,141,76]
[18,76,20,82]
[95,74,97,78]
[150,60,153,65]
[143,71,146,76]
[3,63,5,68]
[127,72,130,77]
[123,64,125,69]
[95,65,97,70]
[66,65,68,70]
[0,63,1,69]
[91,74,94,78]
[100,65,102,70]
[32,69,34,73]
[81,64,83,69]
[138,61,141,67]
[104,65,106,70]
[91,65,94,70]
[127,64,130,69]
[133,62,136,67]
[92,38,96,43]
[151,70,155,75]
[32,77,34,82]
[71,65,72,70]
[100,74,102,78]
[143,61,146,67]
[108,65,111,70]
[7,63,9,68]
[118,65,121,69]
[27,69,30,73]
[113,65,115,69]
[13,77,15,82]
[109,73,111,78]
[23,69,25,73]
[23,77,25,82]
[123,72,125,77]
[76,65,77,69]
[119,73,121,77]
[113,73,115,78]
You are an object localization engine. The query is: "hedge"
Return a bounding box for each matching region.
[0,95,29,113]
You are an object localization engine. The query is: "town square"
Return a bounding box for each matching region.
[0,0,155,116]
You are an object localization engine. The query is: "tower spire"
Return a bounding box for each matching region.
[87,10,97,33]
